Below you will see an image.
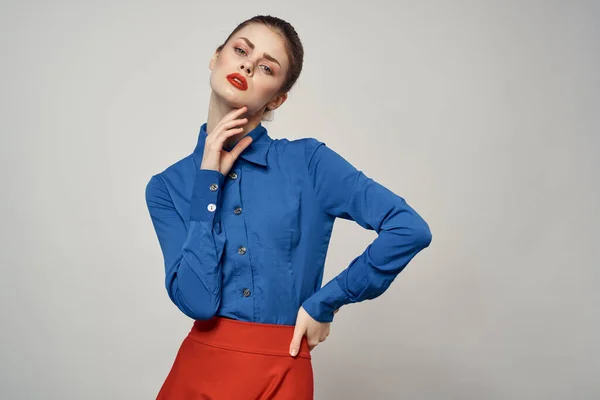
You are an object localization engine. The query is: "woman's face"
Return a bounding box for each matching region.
[209,23,290,116]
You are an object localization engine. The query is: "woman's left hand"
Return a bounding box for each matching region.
[289,306,331,357]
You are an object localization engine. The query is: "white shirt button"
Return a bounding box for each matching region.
[207,203,216,212]
[209,183,218,191]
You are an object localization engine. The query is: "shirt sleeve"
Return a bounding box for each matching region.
[300,141,433,323]
[145,169,227,320]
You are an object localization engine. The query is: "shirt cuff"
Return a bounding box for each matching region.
[301,277,351,323]
[190,169,225,222]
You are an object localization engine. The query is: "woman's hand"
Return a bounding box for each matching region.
[200,106,252,176]
[289,306,331,357]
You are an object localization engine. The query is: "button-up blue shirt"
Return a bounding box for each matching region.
[145,123,432,325]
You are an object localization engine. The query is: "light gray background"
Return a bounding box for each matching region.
[1,1,598,399]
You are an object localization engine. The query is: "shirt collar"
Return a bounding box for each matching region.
[192,122,272,168]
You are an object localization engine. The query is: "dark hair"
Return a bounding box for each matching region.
[216,15,304,119]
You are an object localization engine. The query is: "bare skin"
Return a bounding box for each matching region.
[199,106,253,175]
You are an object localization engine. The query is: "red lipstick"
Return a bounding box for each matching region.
[226,73,248,91]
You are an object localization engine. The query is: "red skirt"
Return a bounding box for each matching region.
[156,317,314,400]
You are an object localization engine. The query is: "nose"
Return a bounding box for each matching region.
[240,60,253,76]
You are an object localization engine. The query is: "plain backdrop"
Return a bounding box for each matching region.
[1,1,598,399]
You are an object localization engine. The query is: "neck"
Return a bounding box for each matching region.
[206,91,265,149]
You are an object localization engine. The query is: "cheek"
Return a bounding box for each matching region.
[254,86,279,106]
[256,77,283,96]
[215,58,227,71]
[215,51,236,70]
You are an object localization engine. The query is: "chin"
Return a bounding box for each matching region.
[211,80,247,108]
[217,89,245,108]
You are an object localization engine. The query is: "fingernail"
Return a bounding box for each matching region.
[290,349,298,357]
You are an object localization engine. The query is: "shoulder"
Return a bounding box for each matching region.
[268,136,327,165]
[146,153,195,197]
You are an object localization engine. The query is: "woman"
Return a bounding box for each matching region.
[145,14,432,399]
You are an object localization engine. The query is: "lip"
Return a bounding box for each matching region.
[226,73,248,91]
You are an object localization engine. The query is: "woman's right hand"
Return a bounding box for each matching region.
[200,106,253,176]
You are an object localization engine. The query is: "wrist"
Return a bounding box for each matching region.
[200,160,219,171]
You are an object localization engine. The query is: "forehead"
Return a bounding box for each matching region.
[231,24,289,66]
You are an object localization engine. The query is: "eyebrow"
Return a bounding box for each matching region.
[237,37,281,67]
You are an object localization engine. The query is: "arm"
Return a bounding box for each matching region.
[145,169,227,320]
[301,142,432,323]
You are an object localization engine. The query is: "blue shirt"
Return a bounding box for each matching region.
[145,122,432,325]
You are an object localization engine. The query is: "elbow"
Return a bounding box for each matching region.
[387,202,432,250]
[183,305,219,321]
[167,277,221,321]
[411,217,432,250]
[173,290,220,321]
[165,261,222,320]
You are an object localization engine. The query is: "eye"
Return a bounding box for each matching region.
[261,65,273,75]
[234,47,247,56]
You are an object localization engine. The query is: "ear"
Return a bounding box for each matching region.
[209,50,219,71]
[267,92,288,112]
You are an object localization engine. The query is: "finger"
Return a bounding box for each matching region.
[219,106,248,126]
[210,107,248,135]
[219,117,248,132]
[226,105,248,120]
[307,333,322,350]
[208,126,244,147]
[221,136,253,173]
[205,126,246,153]
[289,324,306,357]
[217,125,250,147]
[208,118,247,143]
[228,135,253,158]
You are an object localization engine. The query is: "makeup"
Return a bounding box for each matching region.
[226,73,248,90]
